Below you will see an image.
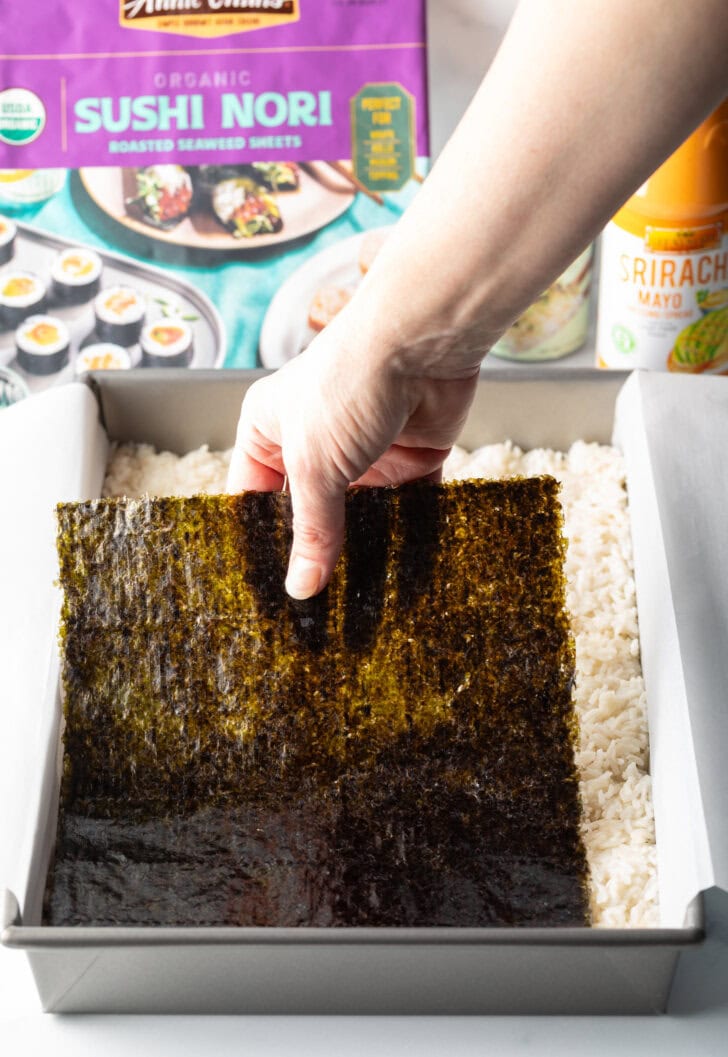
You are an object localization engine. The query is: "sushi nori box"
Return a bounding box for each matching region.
[3,369,727,1015]
[0,220,224,396]
[0,0,430,382]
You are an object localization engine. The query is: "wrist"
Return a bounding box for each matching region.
[329,265,493,384]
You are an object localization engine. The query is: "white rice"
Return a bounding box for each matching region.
[103,438,658,928]
[104,443,231,499]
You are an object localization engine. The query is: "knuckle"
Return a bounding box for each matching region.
[236,382,281,456]
[235,395,257,444]
[238,379,266,426]
[286,452,335,494]
[292,519,338,556]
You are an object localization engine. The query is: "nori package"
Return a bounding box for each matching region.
[0,1,430,395]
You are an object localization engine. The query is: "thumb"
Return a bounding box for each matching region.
[285,463,347,600]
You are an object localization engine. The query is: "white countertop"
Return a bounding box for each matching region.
[2,2,727,1050]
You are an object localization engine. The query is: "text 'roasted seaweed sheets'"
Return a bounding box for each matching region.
[46,479,590,928]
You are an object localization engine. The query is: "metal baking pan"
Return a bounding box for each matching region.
[2,367,719,1015]
[0,219,226,396]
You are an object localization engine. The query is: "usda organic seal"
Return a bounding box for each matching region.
[0,88,46,146]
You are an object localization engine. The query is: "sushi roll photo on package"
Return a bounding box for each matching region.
[0,1,430,399]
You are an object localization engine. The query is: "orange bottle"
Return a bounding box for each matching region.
[597,99,728,372]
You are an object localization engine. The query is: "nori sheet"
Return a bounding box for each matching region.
[45,479,590,927]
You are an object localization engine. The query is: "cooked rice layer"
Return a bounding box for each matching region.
[103,439,658,927]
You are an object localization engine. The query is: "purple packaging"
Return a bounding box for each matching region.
[0,1,429,393]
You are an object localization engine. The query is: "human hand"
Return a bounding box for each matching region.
[226,0,728,602]
[226,314,480,600]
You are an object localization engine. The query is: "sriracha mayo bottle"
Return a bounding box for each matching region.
[597,99,728,372]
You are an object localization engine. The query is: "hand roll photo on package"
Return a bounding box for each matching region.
[0,0,430,402]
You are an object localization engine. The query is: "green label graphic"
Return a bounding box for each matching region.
[0,88,46,146]
[351,83,415,192]
[611,323,636,356]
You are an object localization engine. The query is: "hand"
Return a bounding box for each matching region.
[226,315,479,600]
[227,0,728,601]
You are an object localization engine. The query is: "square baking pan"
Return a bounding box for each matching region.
[3,367,726,1014]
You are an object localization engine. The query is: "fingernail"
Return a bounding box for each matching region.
[286,556,321,600]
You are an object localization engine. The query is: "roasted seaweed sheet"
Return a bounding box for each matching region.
[45,479,590,927]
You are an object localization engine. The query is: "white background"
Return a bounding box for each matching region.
[2,2,727,1052]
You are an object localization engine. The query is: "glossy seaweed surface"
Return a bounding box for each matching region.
[45,479,590,927]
